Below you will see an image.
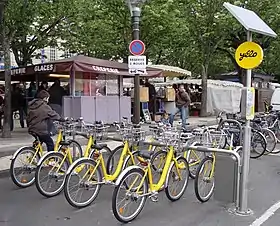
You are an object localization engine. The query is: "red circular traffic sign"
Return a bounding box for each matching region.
[129,40,145,56]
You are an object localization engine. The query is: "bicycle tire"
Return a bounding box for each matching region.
[262,128,277,154]
[185,144,205,179]
[62,140,83,160]
[64,158,102,208]
[35,152,69,197]
[250,130,266,159]
[112,167,148,223]
[106,145,124,174]
[194,156,215,203]
[10,146,41,188]
[165,156,189,201]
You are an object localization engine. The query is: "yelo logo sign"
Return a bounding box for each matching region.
[235,42,264,69]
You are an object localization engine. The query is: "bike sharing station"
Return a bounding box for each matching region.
[188,2,277,216]
[128,39,152,123]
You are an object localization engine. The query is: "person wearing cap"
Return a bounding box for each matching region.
[27,90,60,152]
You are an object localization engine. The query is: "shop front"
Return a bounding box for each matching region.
[0,55,162,123]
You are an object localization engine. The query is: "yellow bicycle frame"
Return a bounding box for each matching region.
[86,140,136,182]
[28,129,63,165]
[131,146,185,193]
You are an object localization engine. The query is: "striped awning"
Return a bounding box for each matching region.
[149,65,191,77]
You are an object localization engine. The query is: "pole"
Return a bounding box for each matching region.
[0,0,12,138]
[238,30,252,214]
[132,7,141,124]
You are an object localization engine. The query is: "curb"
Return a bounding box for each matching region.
[0,169,9,179]
[0,119,217,178]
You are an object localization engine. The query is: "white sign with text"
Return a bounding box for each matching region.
[128,55,146,70]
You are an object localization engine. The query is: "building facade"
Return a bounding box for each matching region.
[0,45,75,70]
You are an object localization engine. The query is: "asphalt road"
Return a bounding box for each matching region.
[2,153,280,226]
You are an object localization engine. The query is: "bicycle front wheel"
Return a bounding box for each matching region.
[112,168,148,223]
[194,156,215,203]
[64,158,102,208]
[262,128,276,154]
[35,152,69,197]
[250,131,266,159]
[10,147,40,188]
[165,156,189,201]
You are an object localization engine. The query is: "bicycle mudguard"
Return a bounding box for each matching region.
[37,151,57,166]
[164,161,175,188]
[11,146,36,160]
[115,165,144,186]
[65,157,93,176]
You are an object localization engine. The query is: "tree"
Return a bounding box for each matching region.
[178,0,228,116]
[61,0,184,63]
[1,0,13,138]
[217,0,280,84]
[6,0,78,66]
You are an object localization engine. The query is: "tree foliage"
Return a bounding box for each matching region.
[4,0,78,66]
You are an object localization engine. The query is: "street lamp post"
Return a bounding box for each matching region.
[126,0,145,124]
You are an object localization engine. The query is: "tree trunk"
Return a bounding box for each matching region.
[2,35,11,138]
[200,64,208,117]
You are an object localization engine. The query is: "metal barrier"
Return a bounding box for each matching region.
[186,143,242,213]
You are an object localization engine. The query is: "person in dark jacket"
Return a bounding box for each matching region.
[27,90,60,152]
[169,84,191,128]
[35,81,48,97]
[18,83,27,128]
[48,79,65,115]
[48,79,65,135]
[0,95,3,129]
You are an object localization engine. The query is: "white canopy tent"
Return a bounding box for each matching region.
[148,65,192,77]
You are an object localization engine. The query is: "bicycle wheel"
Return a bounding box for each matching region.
[90,145,112,163]
[194,156,215,203]
[186,148,205,179]
[106,145,124,174]
[250,131,266,159]
[165,156,189,201]
[64,158,102,208]
[112,168,148,223]
[10,147,40,188]
[150,149,167,185]
[262,128,277,154]
[61,140,83,161]
[35,152,69,197]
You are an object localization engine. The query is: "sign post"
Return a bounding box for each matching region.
[224,2,277,216]
[128,39,147,123]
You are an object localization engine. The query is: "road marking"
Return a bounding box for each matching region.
[249,200,280,226]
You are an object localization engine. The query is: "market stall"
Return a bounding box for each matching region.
[153,79,243,115]
[0,55,162,123]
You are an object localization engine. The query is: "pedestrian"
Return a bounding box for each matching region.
[0,94,3,129]
[144,78,156,116]
[48,79,66,134]
[169,84,191,128]
[27,81,37,100]
[18,83,28,128]
[27,90,60,152]
[36,81,48,95]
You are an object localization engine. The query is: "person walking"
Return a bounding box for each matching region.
[18,83,28,128]
[169,84,191,128]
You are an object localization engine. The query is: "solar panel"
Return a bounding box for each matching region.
[223,2,277,38]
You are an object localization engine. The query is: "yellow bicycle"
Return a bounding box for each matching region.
[111,136,190,223]
[63,125,147,208]
[9,123,76,188]
[35,124,110,198]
